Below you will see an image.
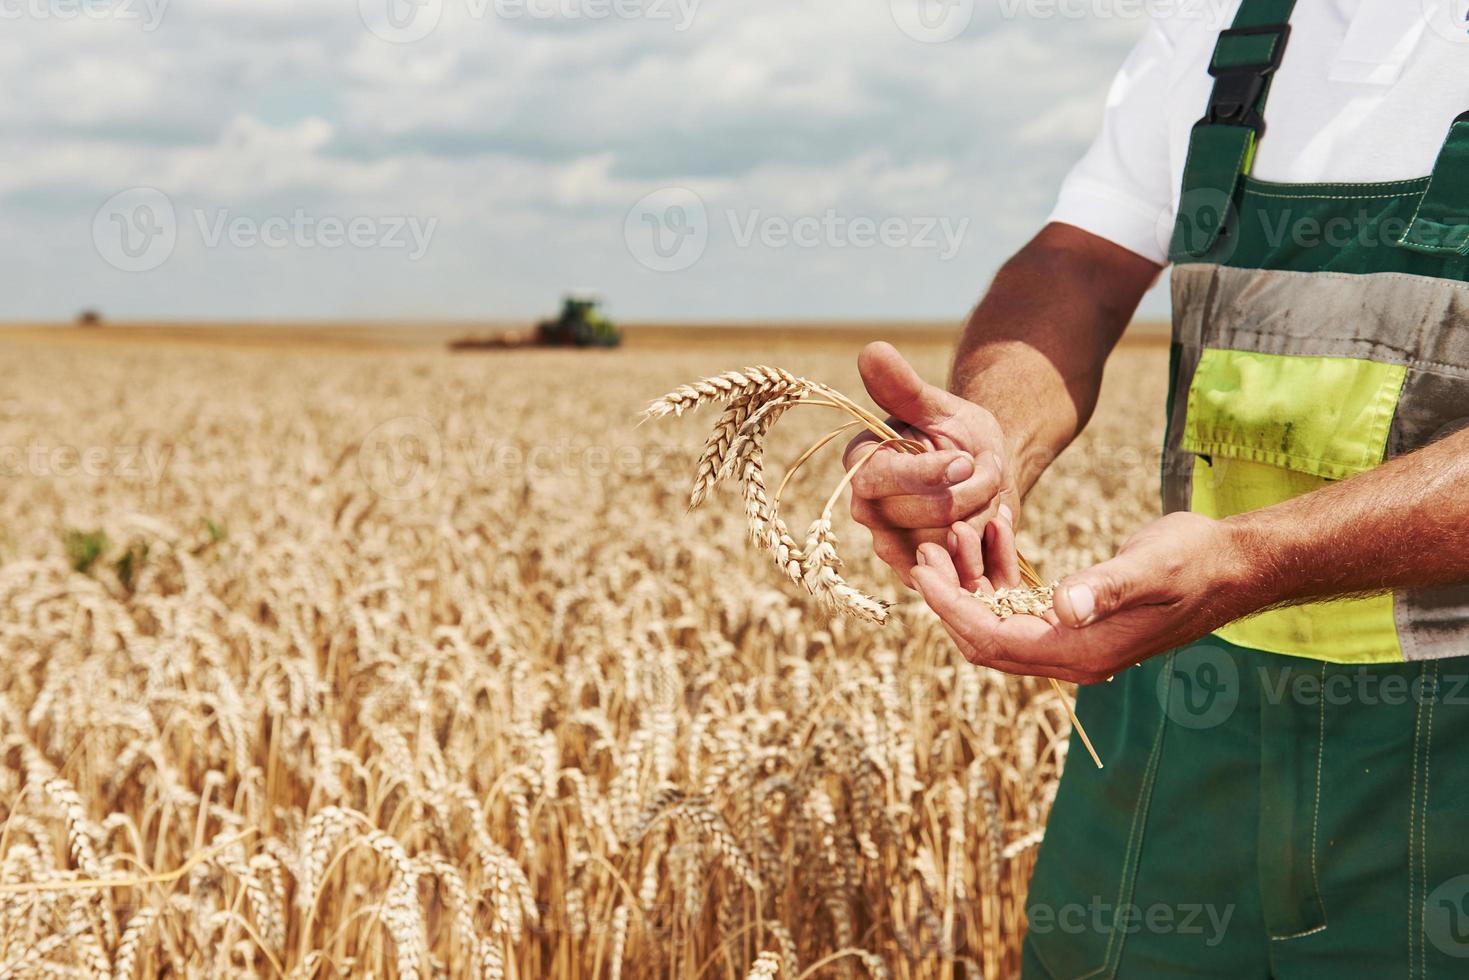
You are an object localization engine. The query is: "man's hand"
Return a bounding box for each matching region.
[909,512,1259,684]
[844,341,1019,589]
[845,224,1159,591]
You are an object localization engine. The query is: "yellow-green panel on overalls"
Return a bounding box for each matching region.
[1185,348,1407,663]
[1020,0,1469,976]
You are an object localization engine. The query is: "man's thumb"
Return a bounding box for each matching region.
[858,341,962,429]
[1054,555,1149,628]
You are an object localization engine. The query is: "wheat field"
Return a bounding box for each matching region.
[0,328,1166,979]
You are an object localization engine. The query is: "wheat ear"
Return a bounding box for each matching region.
[646,367,1102,765]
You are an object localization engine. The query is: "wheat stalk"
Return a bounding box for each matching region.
[645,369,920,624]
[647,367,1102,768]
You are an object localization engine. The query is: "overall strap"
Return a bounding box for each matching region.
[1170,0,1295,261]
[1398,111,1469,255]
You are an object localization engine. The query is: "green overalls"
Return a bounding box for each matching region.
[1022,1,1469,976]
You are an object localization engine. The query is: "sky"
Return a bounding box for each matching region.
[2,0,1166,322]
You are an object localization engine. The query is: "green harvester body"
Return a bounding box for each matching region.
[535,296,621,348]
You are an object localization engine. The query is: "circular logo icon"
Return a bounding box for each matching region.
[1157,641,1239,730]
[1426,874,1469,957]
[93,187,177,273]
[890,0,974,43]
[624,187,709,273]
[1157,186,1238,264]
[1420,0,1469,45]
[359,0,443,43]
[358,416,443,500]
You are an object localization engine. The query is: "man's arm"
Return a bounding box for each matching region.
[844,222,1160,587]
[1228,426,1469,607]
[908,427,1469,685]
[950,221,1163,498]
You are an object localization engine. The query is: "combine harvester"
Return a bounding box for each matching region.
[450,294,621,350]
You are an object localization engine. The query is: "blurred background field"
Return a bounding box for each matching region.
[0,325,1165,978]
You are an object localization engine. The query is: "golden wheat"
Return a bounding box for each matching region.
[979,585,1057,620]
[0,334,1166,978]
[646,366,910,625]
[649,367,1102,769]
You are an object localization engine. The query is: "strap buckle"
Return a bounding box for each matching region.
[1203,24,1291,135]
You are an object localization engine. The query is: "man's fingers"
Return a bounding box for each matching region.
[1054,548,1163,628]
[867,527,946,587]
[861,453,1003,528]
[939,620,1101,681]
[870,533,915,586]
[847,445,974,499]
[857,341,966,430]
[913,558,1011,666]
[913,549,988,626]
[914,540,961,585]
[983,504,1021,589]
[849,496,885,531]
[949,520,986,593]
[940,613,1102,682]
[915,581,1102,678]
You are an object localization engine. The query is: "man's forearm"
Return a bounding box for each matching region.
[1227,428,1469,607]
[949,223,1159,496]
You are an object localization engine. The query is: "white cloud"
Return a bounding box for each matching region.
[0,0,1153,320]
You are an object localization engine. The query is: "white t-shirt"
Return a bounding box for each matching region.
[1049,0,1469,266]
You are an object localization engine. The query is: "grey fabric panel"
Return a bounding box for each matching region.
[1163,268,1216,515]
[1388,368,1469,459]
[1161,429,1196,515]
[1397,587,1469,662]
[1169,264,1469,662]
[1391,369,1469,661]
[1169,264,1469,376]
[1170,263,1220,351]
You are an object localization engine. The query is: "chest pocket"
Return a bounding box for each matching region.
[1182,348,1408,663]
